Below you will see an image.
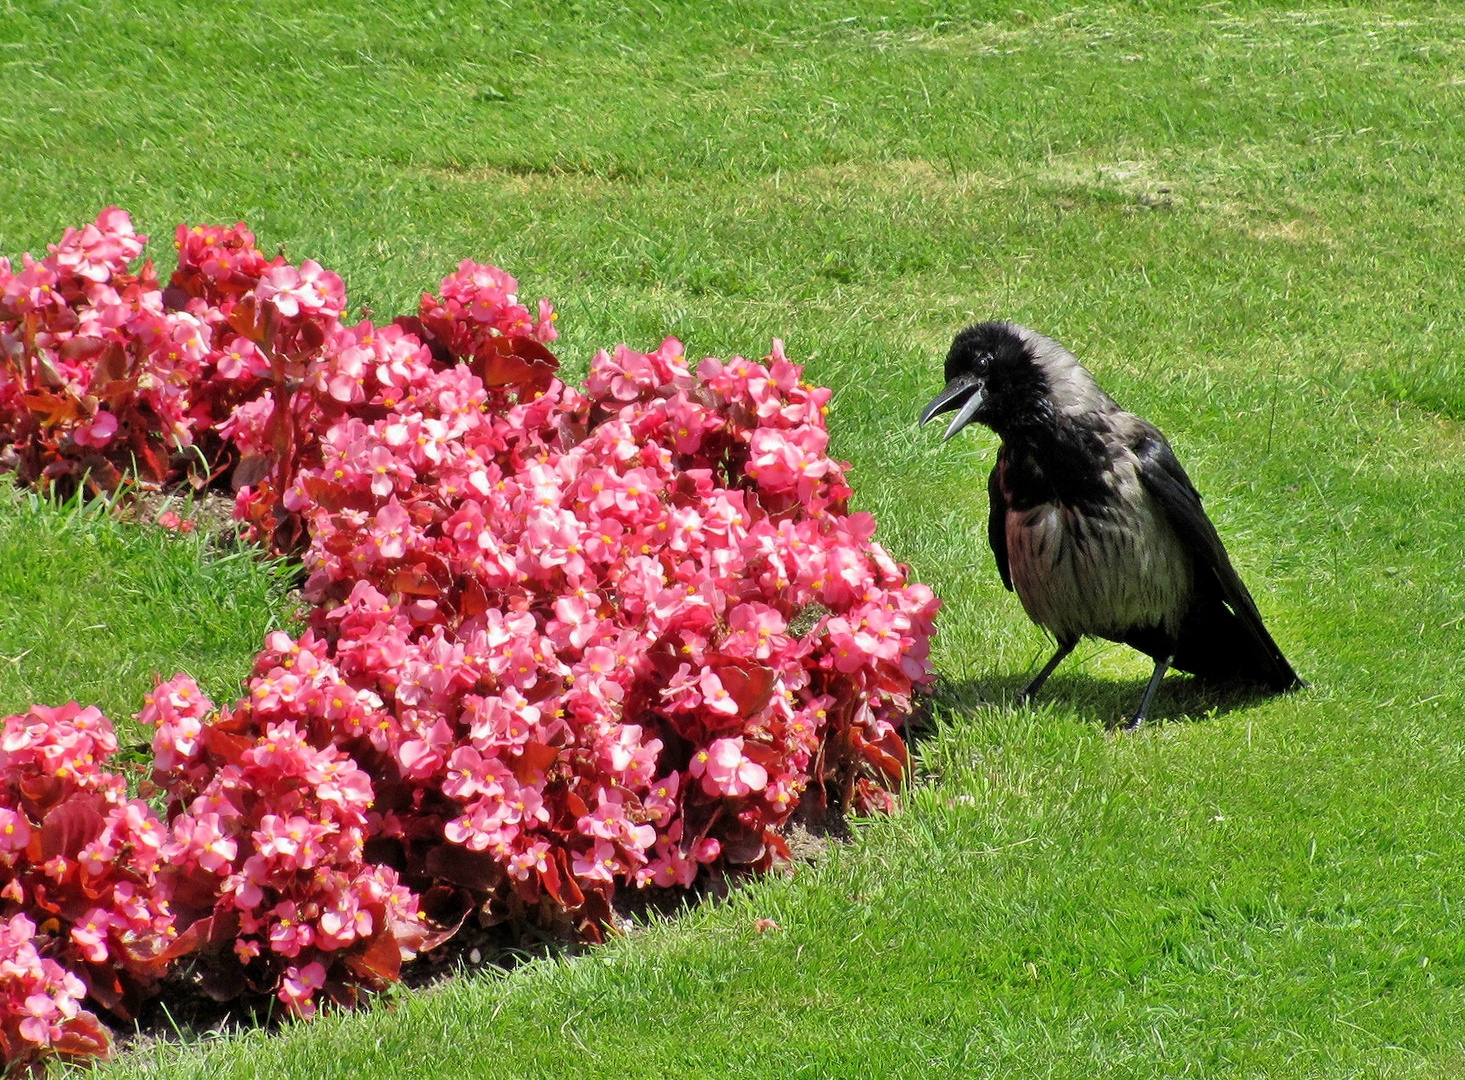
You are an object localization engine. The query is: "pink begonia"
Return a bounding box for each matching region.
[0,913,110,1065]
[690,737,769,798]
[69,909,113,964]
[0,701,175,1069]
[256,260,345,320]
[71,410,118,448]
[697,670,740,716]
[278,961,329,1018]
[572,839,619,883]
[241,305,936,926]
[142,671,432,1023]
[0,807,30,853]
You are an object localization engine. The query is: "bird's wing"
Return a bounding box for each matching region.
[1133,429,1302,688]
[987,459,1013,591]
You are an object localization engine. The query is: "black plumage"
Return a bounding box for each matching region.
[921,321,1304,727]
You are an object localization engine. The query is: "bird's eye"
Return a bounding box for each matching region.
[973,352,991,374]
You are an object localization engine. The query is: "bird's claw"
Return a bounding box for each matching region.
[1106,712,1149,733]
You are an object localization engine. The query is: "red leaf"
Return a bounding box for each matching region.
[232,452,273,491]
[50,1014,112,1062]
[298,318,326,353]
[562,789,590,820]
[854,723,908,784]
[411,885,473,951]
[78,960,127,1018]
[32,352,66,389]
[58,336,107,365]
[345,925,402,985]
[458,579,491,617]
[423,843,506,891]
[301,475,347,511]
[390,566,441,597]
[511,741,558,785]
[226,296,265,343]
[471,336,559,398]
[201,724,254,767]
[97,341,129,384]
[714,660,777,718]
[123,422,169,483]
[17,774,64,813]
[541,847,584,910]
[21,389,80,427]
[94,375,141,411]
[154,910,240,965]
[39,795,105,860]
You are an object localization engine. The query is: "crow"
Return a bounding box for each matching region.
[920,321,1304,727]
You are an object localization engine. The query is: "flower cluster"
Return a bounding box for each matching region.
[168,225,558,552]
[0,212,941,1071]
[0,210,558,549]
[0,913,110,1073]
[141,674,445,1019]
[0,209,205,496]
[205,330,936,938]
[0,703,176,1022]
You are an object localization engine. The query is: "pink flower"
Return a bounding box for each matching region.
[69,909,112,963]
[72,410,118,448]
[689,738,768,798]
[371,500,411,560]
[278,961,328,1018]
[257,260,345,320]
[155,512,197,533]
[572,839,619,883]
[169,812,238,874]
[0,807,31,853]
[216,337,269,380]
[698,670,740,716]
[0,214,944,1023]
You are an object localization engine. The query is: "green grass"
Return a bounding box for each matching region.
[0,483,298,744]
[3,0,1465,1076]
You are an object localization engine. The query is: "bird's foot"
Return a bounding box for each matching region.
[1105,706,1154,732]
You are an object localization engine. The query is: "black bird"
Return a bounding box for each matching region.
[920,321,1304,727]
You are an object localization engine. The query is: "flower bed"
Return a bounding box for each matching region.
[0,209,939,1069]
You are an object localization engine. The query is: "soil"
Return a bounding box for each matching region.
[111,487,248,545]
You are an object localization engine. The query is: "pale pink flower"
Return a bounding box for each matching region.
[690,737,768,798]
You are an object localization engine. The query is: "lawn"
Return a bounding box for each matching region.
[4,0,1465,1076]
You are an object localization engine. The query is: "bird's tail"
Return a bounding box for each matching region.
[1171,598,1306,692]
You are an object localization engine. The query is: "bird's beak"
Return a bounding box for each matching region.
[920,375,985,442]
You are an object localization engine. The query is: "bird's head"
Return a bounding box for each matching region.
[919,321,1052,441]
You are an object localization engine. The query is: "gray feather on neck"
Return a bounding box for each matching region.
[1010,324,1122,422]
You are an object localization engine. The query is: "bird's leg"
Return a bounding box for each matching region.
[1018,640,1077,704]
[1124,654,1174,730]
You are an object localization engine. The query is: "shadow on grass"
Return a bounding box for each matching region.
[117,815,854,1053]
[907,667,1288,743]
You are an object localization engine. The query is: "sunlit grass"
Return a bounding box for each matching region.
[0,482,297,743]
[2,1,1464,1077]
